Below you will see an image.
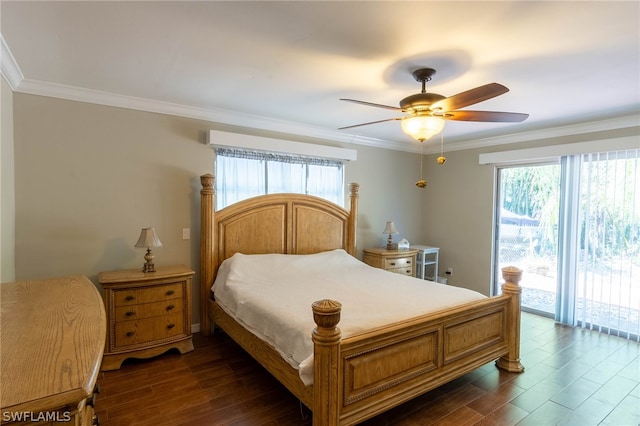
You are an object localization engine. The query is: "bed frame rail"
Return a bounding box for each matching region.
[312,267,524,426]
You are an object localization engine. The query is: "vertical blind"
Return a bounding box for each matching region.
[574,149,639,340]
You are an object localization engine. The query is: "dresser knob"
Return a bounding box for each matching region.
[125,311,136,317]
[125,295,135,301]
[126,331,135,337]
[166,290,175,296]
[390,262,396,266]
[167,324,175,330]
[166,305,175,311]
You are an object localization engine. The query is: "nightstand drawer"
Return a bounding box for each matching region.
[114,298,183,321]
[115,312,185,347]
[387,266,414,276]
[384,257,412,269]
[113,283,183,306]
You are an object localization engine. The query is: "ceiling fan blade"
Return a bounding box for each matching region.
[445,110,529,122]
[338,117,402,130]
[432,83,510,112]
[340,98,402,111]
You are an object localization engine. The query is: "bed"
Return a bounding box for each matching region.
[199,173,524,425]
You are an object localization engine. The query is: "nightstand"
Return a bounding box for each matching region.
[411,245,440,281]
[99,265,195,371]
[363,248,418,276]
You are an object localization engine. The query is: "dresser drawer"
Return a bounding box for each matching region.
[113,283,183,306]
[384,256,413,269]
[114,298,183,321]
[115,312,185,347]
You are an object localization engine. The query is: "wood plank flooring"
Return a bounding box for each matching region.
[96,313,639,425]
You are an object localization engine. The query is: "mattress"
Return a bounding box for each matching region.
[212,249,486,385]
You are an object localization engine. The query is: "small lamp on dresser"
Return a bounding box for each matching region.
[135,227,162,272]
[383,221,399,250]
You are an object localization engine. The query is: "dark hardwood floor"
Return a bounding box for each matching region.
[96,313,639,425]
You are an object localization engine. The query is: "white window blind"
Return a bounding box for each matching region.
[574,149,640,339]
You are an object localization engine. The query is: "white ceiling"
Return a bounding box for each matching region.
[1,1,639,153]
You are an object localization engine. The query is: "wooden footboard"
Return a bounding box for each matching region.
[312,267,524,426]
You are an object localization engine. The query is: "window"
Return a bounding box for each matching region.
[214,148,344,210]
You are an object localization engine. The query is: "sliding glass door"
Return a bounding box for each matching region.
[495,149,640,340]
[496,164,560,316]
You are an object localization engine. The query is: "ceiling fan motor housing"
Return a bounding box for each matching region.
[400,93,446,113]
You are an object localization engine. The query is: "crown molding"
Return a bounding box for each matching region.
[14,76,416,151]
[433,114,640,154]
[4,30,637,155]
[12,77,640,155]
[0,34,24,90]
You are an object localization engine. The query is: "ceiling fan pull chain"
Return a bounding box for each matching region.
[437,132,447,165]
[416,142,427,189]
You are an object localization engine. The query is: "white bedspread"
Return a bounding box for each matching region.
[212,249,485,385]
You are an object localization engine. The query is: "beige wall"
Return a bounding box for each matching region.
[11,93,426,326]
[12,91,636,324]
[420,147,494,294]
[1,77,15,283]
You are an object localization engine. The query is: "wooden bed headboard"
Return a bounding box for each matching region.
[199,173,359,334]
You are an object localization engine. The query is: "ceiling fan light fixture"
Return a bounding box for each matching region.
[401,115,445,142]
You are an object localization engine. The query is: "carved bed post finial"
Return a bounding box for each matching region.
[312,299,342,426]
[496,266,525,373]
[200,174,215,336]
[347,183,359,256]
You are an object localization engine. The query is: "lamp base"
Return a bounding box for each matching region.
[142,248,156,273]
[386,234,394,250]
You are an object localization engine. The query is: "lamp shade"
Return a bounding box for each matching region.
[135,227,163,248]
[401,115,445,142]
[383,221,398,235]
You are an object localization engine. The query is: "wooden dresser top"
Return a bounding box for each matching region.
[0,276,106,414]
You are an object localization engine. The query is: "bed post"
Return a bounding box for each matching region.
[346,183,359,257]
[200,174,215,336]
[312,299,342,426]
[496,266,525,373]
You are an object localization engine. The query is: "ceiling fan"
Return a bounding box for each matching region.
[339,67,529,143]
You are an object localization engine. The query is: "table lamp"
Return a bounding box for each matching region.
[135,227,163,272]
[383,221,398,250]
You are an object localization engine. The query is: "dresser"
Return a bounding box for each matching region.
[1,276,105,426]
[363,248,418,276]
[99,265,194,371]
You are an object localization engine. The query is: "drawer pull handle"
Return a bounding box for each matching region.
[390,262,396,266]
[166,290,175,296]
[125,295,135,301]
[125,311,136,317]
[407,261,412,264]
[166,304,175,311]
[167,324,175,330]
[126,331,135,337]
